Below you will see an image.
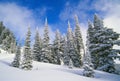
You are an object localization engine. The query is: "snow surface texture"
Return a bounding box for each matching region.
[0,49,120,81]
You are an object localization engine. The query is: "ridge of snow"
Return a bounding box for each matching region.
[0,48,120,81]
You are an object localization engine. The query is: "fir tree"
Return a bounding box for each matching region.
[0,21,5,36]
[66,21,81,67]
[89,14,120,73]
[41,18,52,63]
[0,28,10,44]
[2,36,10,51]
[9,40,16,53]
[68,59,73,69]
[63,36,70,66]
[33,28,41,61]
[53,29,61,64]
[74,15,85,66]
[87,20,97,69]
[83,28,94,77]
[21,27,32,70]
[12,45,21,68]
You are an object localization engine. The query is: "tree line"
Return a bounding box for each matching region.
[0,14,119,77]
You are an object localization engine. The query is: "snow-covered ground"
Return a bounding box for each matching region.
[0,49,120,81]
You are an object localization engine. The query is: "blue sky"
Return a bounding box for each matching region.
[0,0,120,44]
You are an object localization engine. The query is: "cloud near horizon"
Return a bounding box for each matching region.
[0,3,55,44]
[0,0,120,45]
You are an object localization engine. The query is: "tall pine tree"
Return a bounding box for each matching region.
[89,14,120,73]
[33,28,42,61]
[53,29,61,64]
[83,23,94,77]
[21,27,32,70]
[66,21,81,67]
[41,18,52,63]
[12,45,21,68]
[74,15,85,66]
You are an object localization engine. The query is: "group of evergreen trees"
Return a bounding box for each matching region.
[86,14,120,74]
[10,14,120,77]
[0,21,16,53]
[32,16,84,68]
[11,15,85,70]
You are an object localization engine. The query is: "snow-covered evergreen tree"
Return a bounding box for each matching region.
[83,63,94,77]
[89,14,120,73]
[59,35,66,60]
[2,36,10,51]
[33,28,42,61]
[86,20,97,69]
[68,59,73,69]
[0,27,16,52]
[53,29,61,64]
[83,28,94,77]
[60,58,64,65]
[9,37,16,53]
[66,21,81,67]
[0,28,10,44]
[74,15,85,66]
[12,45,21,68]
[41,18,52,63]
[21,27,32,70]
[62,35,70,66]
[0,21,5,36]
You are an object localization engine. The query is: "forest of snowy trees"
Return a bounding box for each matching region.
[0,14,120,77]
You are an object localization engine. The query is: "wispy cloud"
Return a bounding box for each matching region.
[59,1,91,44]
[59,1,92,23]
[0,2,55,44]
[95,0,120,33]
[59,0,120,45]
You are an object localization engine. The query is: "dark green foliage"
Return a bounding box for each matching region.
[88,14,120,73]
[0,21,5,36]
[0,21,16,52]
[74,15,85,67]
[21,27,32,70]
[33,29,42,61]
[12,45,21,68]
[41,18,53,63]
[53,30,61,65]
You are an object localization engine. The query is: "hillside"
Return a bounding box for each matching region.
[0,49,120,81]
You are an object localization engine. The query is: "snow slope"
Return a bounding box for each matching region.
[0,49,120,81]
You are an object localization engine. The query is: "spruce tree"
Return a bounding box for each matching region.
[59,35,66,60]
[12,45,21,68]
[62,35,70,66]
[74,15,85,66]
[0,21,5,36]
[66,21,81,67]
[21,27,32,70]
[2,36,10,51]
[10,40,16,53]
[87,20,97,69]
[33,28,41,61]
[68,59,73,69]
[53,29,61,64]
[89,14,120,73]
[0,28,10,44]
[83,27,94,77]
[41,18,52,63]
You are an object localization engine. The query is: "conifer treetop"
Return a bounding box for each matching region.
[74,14,79,25]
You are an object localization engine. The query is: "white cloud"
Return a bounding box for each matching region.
[59,1,90,22]
[0,3,34,40]
[59,1,89,45]
[59,0,120,47]
[93,0,120,33]
[0,3,55,44]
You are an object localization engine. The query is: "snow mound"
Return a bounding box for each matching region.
[0,49,120,81]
